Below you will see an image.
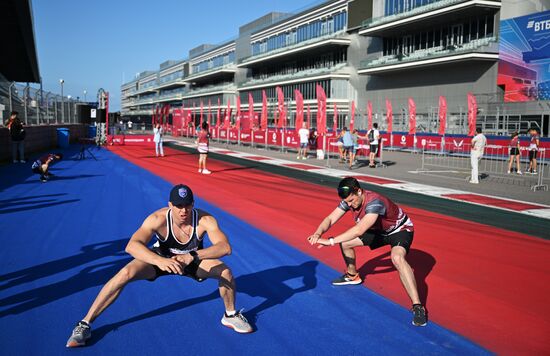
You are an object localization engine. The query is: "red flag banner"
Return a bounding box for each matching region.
[216,98,221,128]
[276,86,286,128]
[367,101,373,130]
[385,98,393,133]
[248,93,254,128]
[261,90,268,129]
[224,99,231,129]
[307,104,311,129]
[294,89,304,130]
[236,95,241,130]
[200,100,204,123]
[438,96,447,136]
[350,100,355,131]
[408,97,416,135]
[333,103,338,132]
[316,84,327,135]
[208,99,212,124]
[467,92,477,136]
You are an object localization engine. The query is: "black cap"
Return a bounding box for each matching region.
[169,184,194,206]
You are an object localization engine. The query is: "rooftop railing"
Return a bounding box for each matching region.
[241,63,348,87]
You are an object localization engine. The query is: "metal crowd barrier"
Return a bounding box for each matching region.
[417,142,548,190]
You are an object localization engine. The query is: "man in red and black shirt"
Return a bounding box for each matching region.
[307,177,427,326]
[31,153,63,182]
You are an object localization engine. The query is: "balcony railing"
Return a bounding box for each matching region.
[189,63,235,78]
[183,84,236,97]
[241,30,347,64]
[361,0,475,29]
[241,63,348,87]
[360,37,497,69]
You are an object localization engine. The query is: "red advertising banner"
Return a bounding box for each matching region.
[224,99,231,129]
[307,104,311,129]
[367,100,373,130]
[276,86,286,128]
[350,100,355,131]
[295,89,304,130]
[216,98,221,128]
[248,93,254,128]
[333,103,338,132]
[408,97,416,135]
[438,96,447,136]
[261,90,268,129]
[385,98,393,133]
[316,84,327,135]
[467,92,477,136]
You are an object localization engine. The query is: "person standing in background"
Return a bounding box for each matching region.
[153,123,164,157]
[507,131,522,175]
[297,122,310,160]
[527,128,540,174]
[469,128,487,184]
[197,121,211,175]
[7,111,26,163]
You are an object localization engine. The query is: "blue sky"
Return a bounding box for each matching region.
[32,0,319,111]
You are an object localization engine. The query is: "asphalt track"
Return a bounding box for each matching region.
[0,144,548,355]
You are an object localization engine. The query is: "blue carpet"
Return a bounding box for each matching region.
[0,146,489,355]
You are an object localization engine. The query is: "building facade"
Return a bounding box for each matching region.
[121,0,550,136]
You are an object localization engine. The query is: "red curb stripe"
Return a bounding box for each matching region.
[442,193,546,211]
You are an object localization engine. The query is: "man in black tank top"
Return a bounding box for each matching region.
[66,184,252,348]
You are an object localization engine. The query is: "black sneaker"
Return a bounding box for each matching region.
[331,272,362,286]
[40,175,47,182]
[412,304,427,326]
[66,321,92,347]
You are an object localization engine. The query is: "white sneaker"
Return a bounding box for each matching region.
[469,180,479,184]
[198,169,202,173]
[517,171,523,175]
[202,169,212,175]
[507,171,511,174]
[297,156,300,159]
[221,310,253,333]
[20,160,26,163]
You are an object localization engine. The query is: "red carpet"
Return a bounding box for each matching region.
[110,145,550,355]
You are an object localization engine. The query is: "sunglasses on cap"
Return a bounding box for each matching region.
[338,186,357,199]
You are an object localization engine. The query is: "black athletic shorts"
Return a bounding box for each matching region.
[529,150,537,160]
[369,144,379,154]
[358,229,413,253]
[509,147,519,156]
[147,248,205,282]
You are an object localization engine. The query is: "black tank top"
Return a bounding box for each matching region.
[153,208,203,256]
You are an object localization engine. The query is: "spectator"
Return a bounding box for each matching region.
[127,120,133,130]
[507,131,522,175]
[469,128,487,184]
[336,130,345,163]
[350,129,360,167]
[153,123,164,157]
[297,122,310,160]
[527,128,540,174]
[366,123,380,168]
[342,127,354,169]
[7,111,26,163]
[196,121,211,174]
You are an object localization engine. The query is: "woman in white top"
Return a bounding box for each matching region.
[153,124,164,157]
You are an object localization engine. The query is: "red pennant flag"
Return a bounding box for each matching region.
[294,89,304,130]
[216,98,221,128]
[236,95,241,130]
[333,103,338,132]
[224,99,231,129]
[408,97,416,135]
[276,86,286,128]
[350,101,355,131]
[316,84,327,135]
[261,90,268,129]
[248,93,254,128]
[467,92,477,136]
[208,99,211,124]
[200,100,203,123]
[367,101,372,130]
[438,96,447,136]
[307,104,311,129]
[385,98,393,133]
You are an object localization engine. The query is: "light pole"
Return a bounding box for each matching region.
[45,92,51,124]
[84,89,87,102]
[68,95,72,123]
[8,82,16,112]
[23,84,30,125]
[60,79,65,123]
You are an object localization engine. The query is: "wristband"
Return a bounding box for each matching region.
[329,238,335,246]
[189,250,200,264]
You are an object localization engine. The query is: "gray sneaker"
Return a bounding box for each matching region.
[221,310,253,333]
[66,321,91,347]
